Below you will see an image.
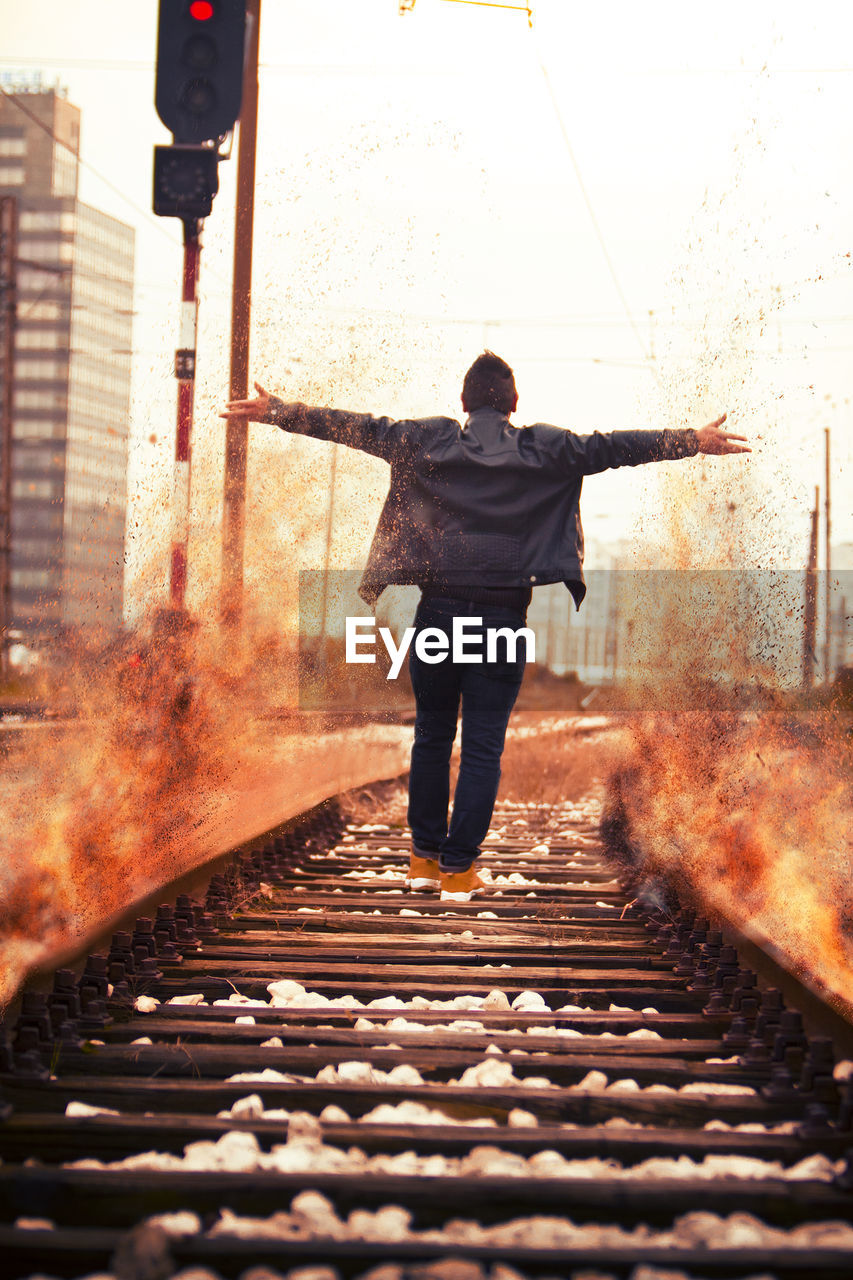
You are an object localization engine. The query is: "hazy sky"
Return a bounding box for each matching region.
[3,0,852,617]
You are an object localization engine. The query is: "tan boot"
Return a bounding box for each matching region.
[406,850,440,892]
[440,865,487,902]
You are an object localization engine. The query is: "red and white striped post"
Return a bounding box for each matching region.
[169,218,201,608]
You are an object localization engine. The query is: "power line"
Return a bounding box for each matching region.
[0,56,457,78]
[1,58,152,72]
[0,86,238,297]
[5,54,853,75]
[0,86,181,251]
[533,59,658,381]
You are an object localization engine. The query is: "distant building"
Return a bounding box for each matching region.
[833,542,853,572]
[0,78,133,635]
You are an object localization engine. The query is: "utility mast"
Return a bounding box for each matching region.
[819,427,824,691]
[153,0,248,611]
[803,487,819,689]
[0,196,16,679]
[222,0,262,627]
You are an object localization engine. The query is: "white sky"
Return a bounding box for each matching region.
[3,0,853,619]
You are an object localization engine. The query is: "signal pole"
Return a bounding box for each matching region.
[803,487,819,689]
[153,0,248,610]
[170,219,201,608]
[819,427,824,691]
[222,0,261,626]
[0,197,16,679]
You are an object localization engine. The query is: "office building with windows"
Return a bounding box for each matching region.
[0,78,133,635]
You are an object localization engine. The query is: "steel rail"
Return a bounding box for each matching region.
[2,781,853,1279]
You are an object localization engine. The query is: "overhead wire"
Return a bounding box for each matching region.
[4,36,849,367]
[0,85,238,302]
[4,53,853,74]
[0,86,183,253]
[529,52,659,383]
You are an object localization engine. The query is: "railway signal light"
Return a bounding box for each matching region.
[153,143,219,220]
[155,0,247,145]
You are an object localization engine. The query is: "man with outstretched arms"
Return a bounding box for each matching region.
[224,352,749,901]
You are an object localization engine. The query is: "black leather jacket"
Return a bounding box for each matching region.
[264,397,699,609]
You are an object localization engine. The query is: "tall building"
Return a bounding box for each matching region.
[0,77,133,636]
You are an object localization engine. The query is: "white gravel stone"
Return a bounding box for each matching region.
[267,979,309,1005]
[225,1068,301,1084]
[287,1111,323,1147]
[145,1211,202,1236]
[507,1109,538,1127]
[511,990,547,1011]
[573,1070,609,1092]
[349,1205,413,1242]
[385,1064,425,1086]
[226,1094,266,1121]
[456,1059,516,1088]
[461,1145,528,1178]
[213,994,269,1008]
[133,995,159,1013]
[65,1102,120,1118]
[187,1131,262,1172]
[678,1082,756,1097]
[319,1105,350,1123]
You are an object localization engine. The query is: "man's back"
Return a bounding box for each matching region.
[222,351,749,902]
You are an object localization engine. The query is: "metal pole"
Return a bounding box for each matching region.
[582,609,590,676]
[561,592,570,672]
[544,583,555,669]
[601,569,612,682]
[222,0,261,625]
[819,424,824,686]
[802,487,819,689]
[838,595,847,671]
[0,196,17,679]
[169,218,201,609]
[317,445,338,654]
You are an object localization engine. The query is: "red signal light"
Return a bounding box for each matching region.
[189,1,214,19]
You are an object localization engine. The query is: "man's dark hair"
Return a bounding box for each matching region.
[462,351,517,415]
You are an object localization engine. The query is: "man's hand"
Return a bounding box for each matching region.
[220,381,272,421]
[693,413,750,455]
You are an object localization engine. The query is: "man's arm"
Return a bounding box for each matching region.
[221,383,407,461]
[559,413,750,476]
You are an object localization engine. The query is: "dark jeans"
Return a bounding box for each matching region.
[407,595,527,871]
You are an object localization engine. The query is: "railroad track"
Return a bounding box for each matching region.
[2,780,853,1279]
